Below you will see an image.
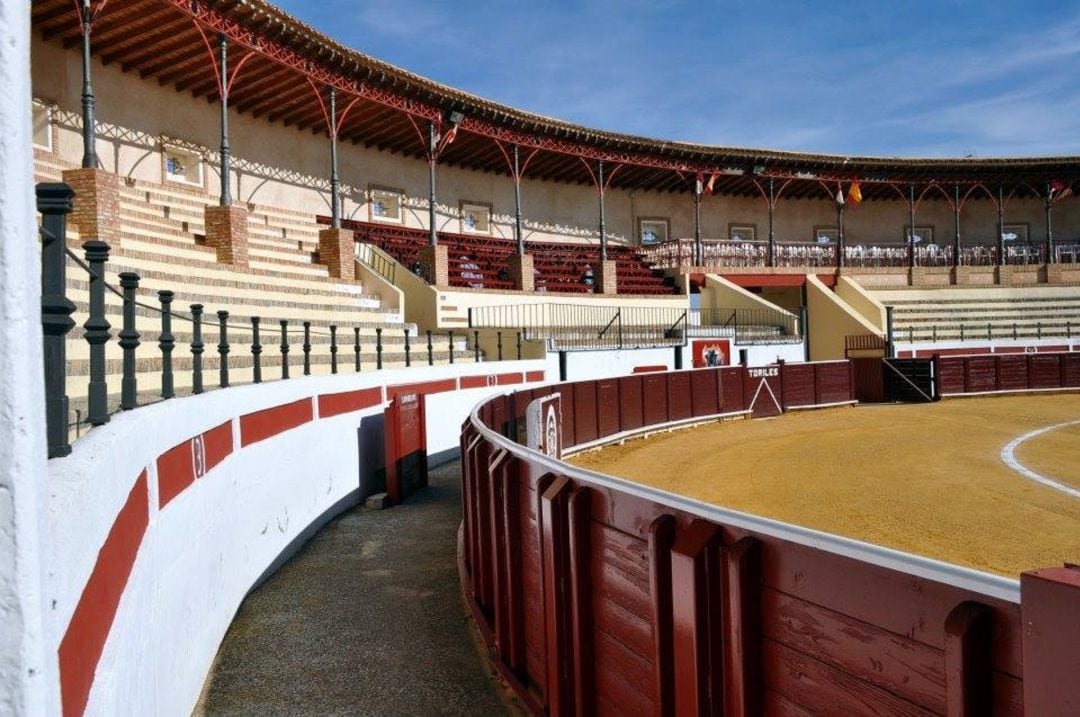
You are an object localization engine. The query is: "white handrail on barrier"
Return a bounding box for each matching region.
[468,391,1022,604]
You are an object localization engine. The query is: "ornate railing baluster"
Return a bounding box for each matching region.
[427,330,433,366]
[448,330,455,364]
[376,327,383,369]
[280,320,289,379]
[303,321,311,375]
[83,240,111,426]
[38,183,76,457]
[516,331,522,360]
[118,272,141,410]
[158,290,175,399]
[474,330,480,362]
[190,304,204,394]
[404,328,411,367]
[354,327,361,371]
[330,325,339,374]
[217,310,230,388]
[251,316,262,383]
[497,331,503,361]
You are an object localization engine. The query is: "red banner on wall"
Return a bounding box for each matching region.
[691,338,732,368]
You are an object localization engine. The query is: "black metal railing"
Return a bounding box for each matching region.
[893,319,1074,344]
[355,241,397,284]
[36,183,478,458]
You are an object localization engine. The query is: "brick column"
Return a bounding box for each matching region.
[318,227,356,280]
[418,244,449,287]
[1021,566,1080,715]
[508,253,534,292]
[595,259,618,295]
[61,168,120,247]
[204,204,249,268]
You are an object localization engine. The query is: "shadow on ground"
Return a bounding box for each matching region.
[194,460,515,717]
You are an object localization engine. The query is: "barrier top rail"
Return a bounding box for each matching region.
[467,379,1021,604]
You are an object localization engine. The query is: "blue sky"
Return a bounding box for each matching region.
[276,0,1080,158]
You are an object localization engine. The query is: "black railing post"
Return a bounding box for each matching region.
[217,310,230,388]
[302,321,311,375]
[39,184,77,457]
[376,327,384,369]
[426,329,434,366]
[280,320,289,379]
[960,324,965,341]
[354,327,361,371]
[497,331,504,361]
[251,316,262,383]
[448,330,455,364]
[83,240,111,426]
[330,325,338,374]
[404,328,411,367]
[1013,323,1018,341]
[474,330,480,362]
[1038,321,1042,339]
[190,304,204,394]
[517,331,522,360]
[118,272,141,410]
[158,290,175,399]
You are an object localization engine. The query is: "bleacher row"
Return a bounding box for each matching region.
[320,216,678,295]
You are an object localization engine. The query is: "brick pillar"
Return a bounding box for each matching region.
[418,244,449,287]
[1021,566,1080,715]
[595,259,618,295]
[61,168,120,247]
[318,227,356,280]
[204,204,249,268]
[508,253,534,292]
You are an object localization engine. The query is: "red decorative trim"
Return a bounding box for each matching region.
[59,472,149,717]
[318,386,383,418]
[459,375,497,389]
[386,378,457,400]
[633,365,668,373]
[239,399,313,447]
[496,372,524,386]
[155,420,233,509]
[526,370,546,382]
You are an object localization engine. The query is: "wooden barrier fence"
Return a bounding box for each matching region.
[936,351,1080,397]
[461,361,1080,716]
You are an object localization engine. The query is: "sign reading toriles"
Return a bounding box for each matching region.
[692,338,731,368]
[526,393,562,459]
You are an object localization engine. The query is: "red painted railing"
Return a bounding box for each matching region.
[461,361,1080,715]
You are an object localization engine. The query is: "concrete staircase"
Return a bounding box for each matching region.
[871,286,1080,342]
[36,158,474,422]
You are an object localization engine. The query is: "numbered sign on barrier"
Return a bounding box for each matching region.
[384,392,428,505]
[526,393,562,459]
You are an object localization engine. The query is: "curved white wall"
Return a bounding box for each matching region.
[44,361,545,717]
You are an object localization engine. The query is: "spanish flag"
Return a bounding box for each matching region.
[705,172,718,196]
[847,181,863,205]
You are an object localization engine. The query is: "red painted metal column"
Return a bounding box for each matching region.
[1021,566,1080,715]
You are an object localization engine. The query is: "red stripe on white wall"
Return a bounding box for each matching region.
[317,386,383,418]
[240,399,314,447]
[59,471,150,717]
[156,420,233,509]
[386,378,456,400]
[525,370,545,382]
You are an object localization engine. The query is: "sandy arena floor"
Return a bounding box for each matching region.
[569,394,1080,577]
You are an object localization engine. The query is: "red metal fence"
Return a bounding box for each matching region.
[461,361,1080,716]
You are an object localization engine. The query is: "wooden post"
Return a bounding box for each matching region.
[541,476,574,716]
[671,520,721,716]
[722,537,762,717]
[1021,566,1080,715]
[943,601,993,717]
[649,515,677,717]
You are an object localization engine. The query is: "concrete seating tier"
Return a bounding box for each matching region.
[871,287,1080,342]
[325,217,678,295]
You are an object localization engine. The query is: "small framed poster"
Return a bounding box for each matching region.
[903,225,935,245]
[639,217,669,245]
[813,226,838,244]
[729,223,757,243]
[369,186,404,224]
[460,201,492,234]
[162,143,205,188]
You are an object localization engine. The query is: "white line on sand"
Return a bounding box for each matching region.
[1000,420,1080,499]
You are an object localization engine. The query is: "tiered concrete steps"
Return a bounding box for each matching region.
[871,287,1080,342]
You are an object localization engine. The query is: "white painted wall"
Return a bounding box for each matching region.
[0,3,49,714]
[895,337,1080,356]
[545,342,806,382]
[43,360,544,717]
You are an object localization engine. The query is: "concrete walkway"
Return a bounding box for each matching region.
[195,461,515,716]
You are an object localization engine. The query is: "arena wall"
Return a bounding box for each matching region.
[31,36,1074,248]
[43,360,546,717]
[461,364,1080,716]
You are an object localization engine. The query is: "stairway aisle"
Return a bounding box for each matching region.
[194,461,518,717]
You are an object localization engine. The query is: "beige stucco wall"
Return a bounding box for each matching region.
[834,276,886,331]
[806,275,883,360]
[31,35,1080,249]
